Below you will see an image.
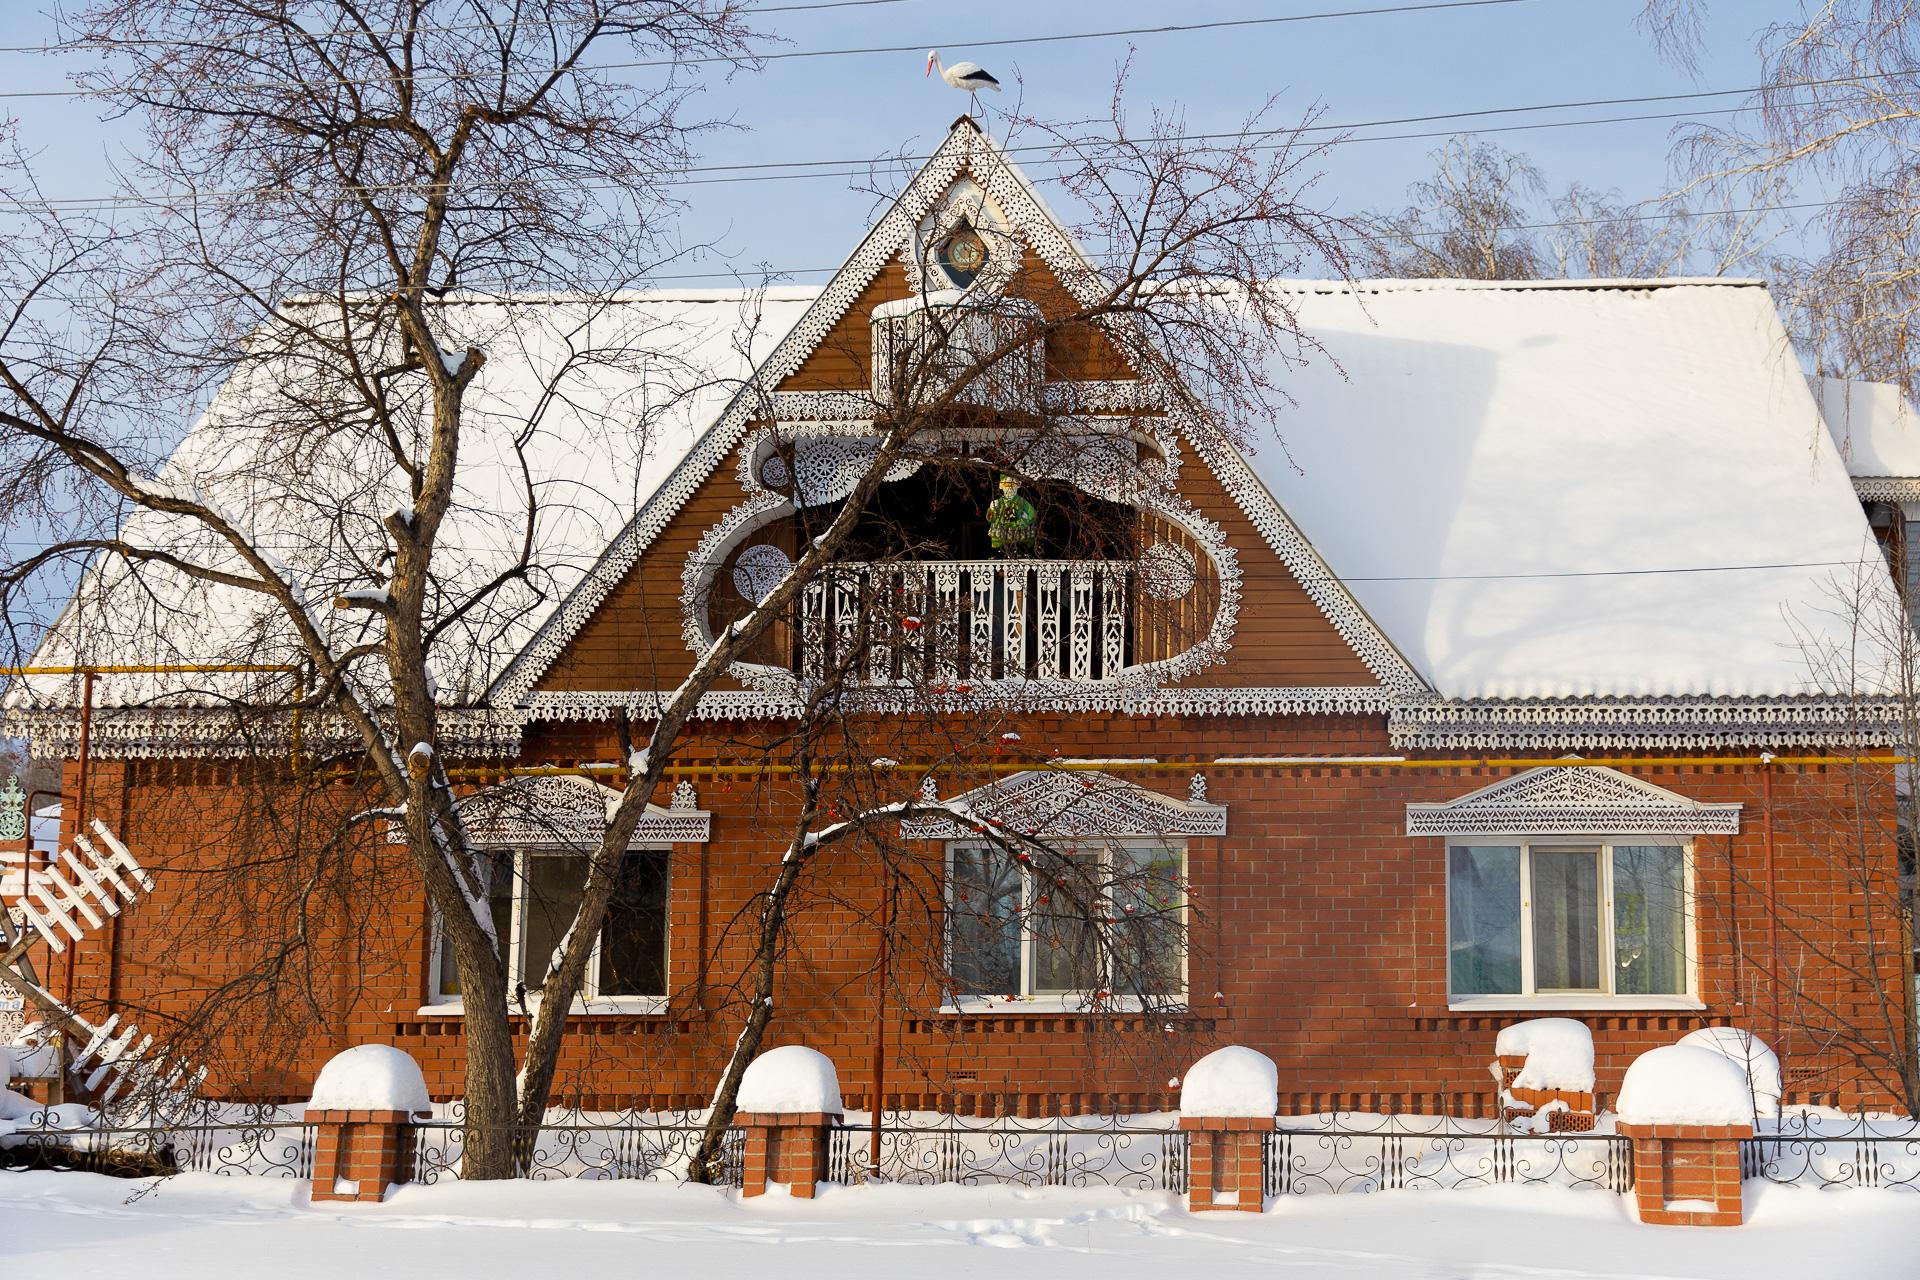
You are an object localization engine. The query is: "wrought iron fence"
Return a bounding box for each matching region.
[0,1100,313,1178]
[825,1112,1186,1191]
[1741,1113,1920,1191]
[410,1103,744,1186]
[1262,1114,1634,1196]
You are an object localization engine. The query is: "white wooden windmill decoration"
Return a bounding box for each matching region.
[0,817,200,1105]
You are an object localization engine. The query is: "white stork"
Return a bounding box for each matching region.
[926,50,1001,109]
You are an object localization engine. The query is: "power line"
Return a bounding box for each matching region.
[0,0,925,55]
[0,0,1545,101]
[0,81,1858,212]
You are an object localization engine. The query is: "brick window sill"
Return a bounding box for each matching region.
[935,996,1222,1017]
[1446,995,1706,1014]
[415,997,670,1018]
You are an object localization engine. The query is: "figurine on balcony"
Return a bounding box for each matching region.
[986,474,1036,555]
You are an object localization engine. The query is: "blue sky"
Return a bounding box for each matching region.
[0,0,1786,284]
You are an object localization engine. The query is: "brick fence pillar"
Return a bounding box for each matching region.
[306,1108,416,1204]
[737,1111,836,1199]
[1616,1122,1752,1227]
[1178,1116,1267,1212]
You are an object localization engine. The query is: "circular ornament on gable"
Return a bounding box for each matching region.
[732,544,793,604]
[758,452,793,490]
[1138,543,1198,601]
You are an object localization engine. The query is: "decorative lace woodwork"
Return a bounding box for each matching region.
[900,768,1227,841]
[1405,765,1743,836]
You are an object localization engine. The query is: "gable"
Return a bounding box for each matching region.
[1405,765,1743,836]
[501,119,1423,714]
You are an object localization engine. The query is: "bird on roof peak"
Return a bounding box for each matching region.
[926,50,1001,112]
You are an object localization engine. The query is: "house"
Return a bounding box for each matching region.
[2,121,1910,1116]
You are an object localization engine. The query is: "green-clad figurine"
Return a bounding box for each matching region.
[986,473,1037,555]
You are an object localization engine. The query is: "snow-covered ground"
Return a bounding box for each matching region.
[2,1172,1915,1279]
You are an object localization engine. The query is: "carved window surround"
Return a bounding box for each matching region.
[901,768,1226,841]
[1405,764,1741,837]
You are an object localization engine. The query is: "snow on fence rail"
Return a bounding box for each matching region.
[1741,1112,1920,1192]
[3,1103,1915,1194]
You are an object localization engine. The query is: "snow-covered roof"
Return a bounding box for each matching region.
[1810,375,1920,478]
[1245,278,1886,700]
[14,290,819,710]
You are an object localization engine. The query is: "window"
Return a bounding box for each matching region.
[1447,840,1691,1005]
[430,847,669,1006]
[946,841,1185,1006]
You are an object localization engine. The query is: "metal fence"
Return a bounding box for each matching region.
[0,1101,314,1179]
[1263,1115,1633,1196]
[12,1102,1919,1197]
[1741,1114,1920,1192]
[411,1105,743,1186]
[826,1113,1186,1190]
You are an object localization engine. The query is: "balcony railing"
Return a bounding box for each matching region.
[796,560,1132,685]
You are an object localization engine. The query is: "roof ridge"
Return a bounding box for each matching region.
[1269,276,1766,293]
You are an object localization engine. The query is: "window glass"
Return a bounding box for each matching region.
[600,851,670,996]
[1613,845,1686,996]
[1447,845,1521,995]
[950,845,1022,995]
[521,854,587,988]
[436,850,512,999]
[1111,844,1185,995]
[1030,849,1102,995]
[1531,849,1602,990]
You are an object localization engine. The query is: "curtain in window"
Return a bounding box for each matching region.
[949,846,1022,995]
[1612,845,1686,996]
[1532,850,1601,990]
[1448,845,1521,995]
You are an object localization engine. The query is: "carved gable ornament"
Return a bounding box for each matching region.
[1405,765,1741,837]
[901,769,1226,841]
[459,774,711,846]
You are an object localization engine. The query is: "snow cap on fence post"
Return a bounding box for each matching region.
[305,1044,429,1206]
[1614,1044,1755,1228]
[1676,1027,1781,1116]
[308,1044,431,1115]
[1178,1045,1278,1118]
[737,1044,843,1116]
[1177,1045,1276,1214]
[736,1045,842,1200]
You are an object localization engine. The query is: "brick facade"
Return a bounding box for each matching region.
[35,710,1912,1117]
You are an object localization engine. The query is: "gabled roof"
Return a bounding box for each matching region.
[491,118,1423,707]
[1243,279,1889,701]
[13,291,817,711]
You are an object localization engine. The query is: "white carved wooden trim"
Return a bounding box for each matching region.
[457,774,712,846]
[901,768,1227,841]
[1404,765,1742,836]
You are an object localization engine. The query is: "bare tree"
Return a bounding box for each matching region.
[0,16,1349,1181]
[1645,1,1920,396]
[1360,137,1547,280]
[0,0,762,1177]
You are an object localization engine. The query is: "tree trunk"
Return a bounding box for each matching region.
[450,935,519,1179]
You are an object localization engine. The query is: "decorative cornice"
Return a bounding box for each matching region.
[455,773,711,846]
[1390,695,1901,750]
[1852,477,1920,503]
[901,768,1226,841]
[0,706,525,760]
[1406,764,1742,836]
[522,684,1393,722]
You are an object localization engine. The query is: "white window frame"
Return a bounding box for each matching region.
[941,838,1188,1014]
[422,844,671,1016]
[1445,836,1702,1012]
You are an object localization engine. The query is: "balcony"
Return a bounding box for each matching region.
[869,292,1044,411]
[796,560,1134,685]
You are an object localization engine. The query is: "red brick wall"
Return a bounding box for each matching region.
[44,716,1913,1116]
